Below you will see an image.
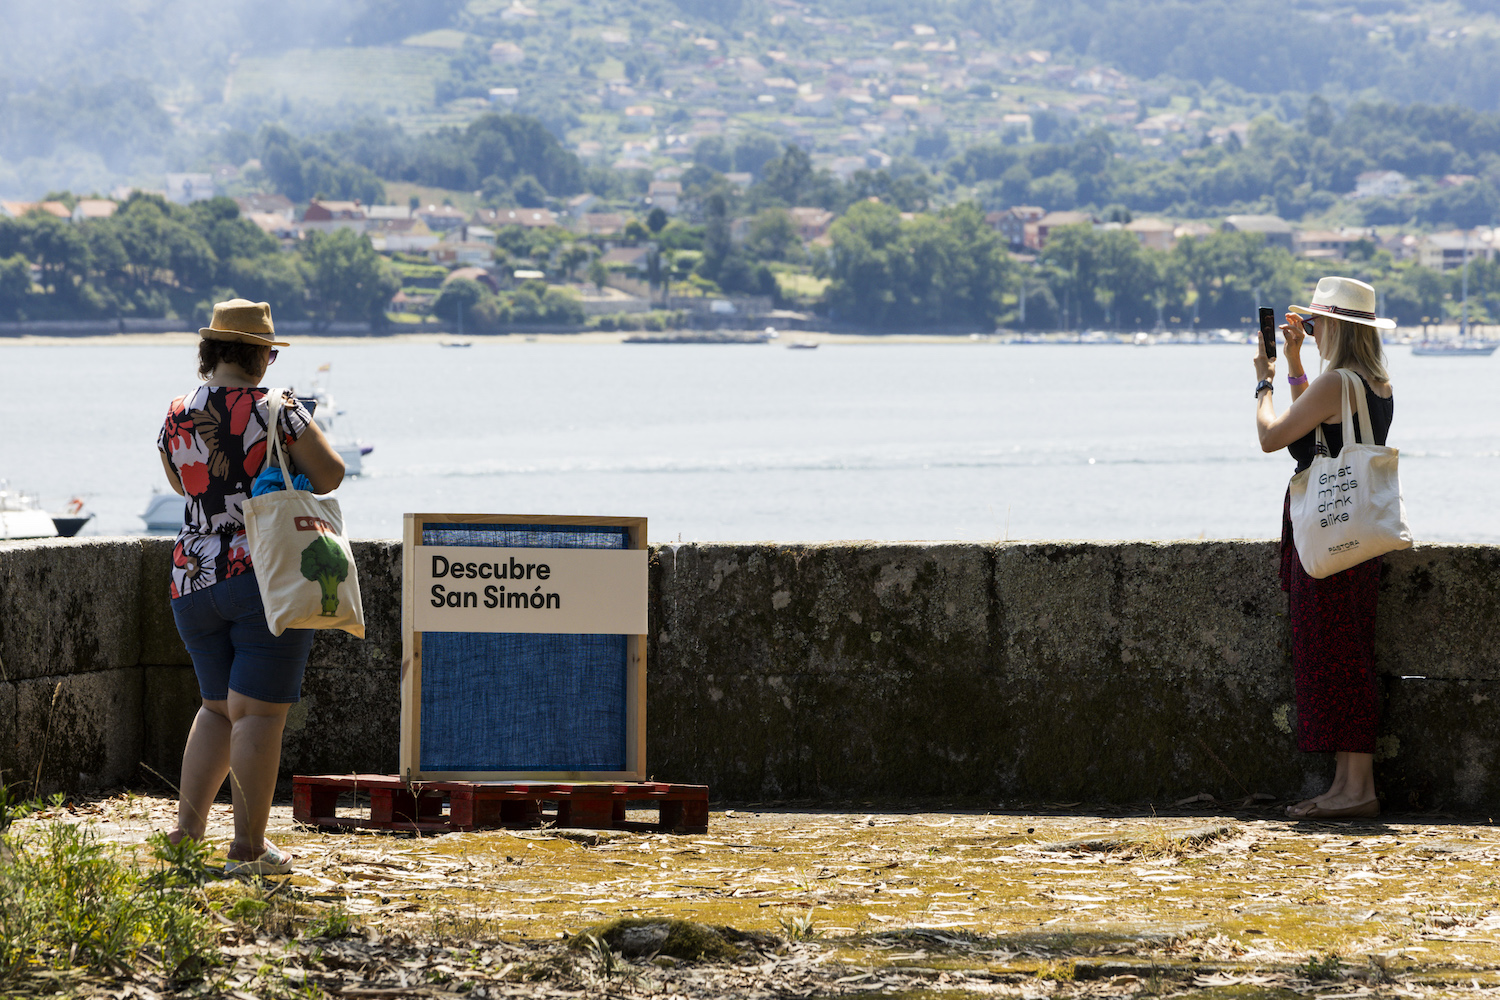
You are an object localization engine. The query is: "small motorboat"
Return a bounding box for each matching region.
[1,483,58,540]
[50,497,93,537]
[786,340,819,350]
[141,490,185,532]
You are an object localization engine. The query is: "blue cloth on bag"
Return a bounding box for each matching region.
[251,466,313,497]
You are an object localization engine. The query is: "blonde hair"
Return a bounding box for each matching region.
[1321,317,1389,383]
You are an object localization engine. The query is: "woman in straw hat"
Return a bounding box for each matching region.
[1251,276,1396,820]
[157,299,345,874]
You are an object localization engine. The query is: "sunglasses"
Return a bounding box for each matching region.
[267,349,279,364]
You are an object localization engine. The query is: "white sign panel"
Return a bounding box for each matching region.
[413,546,647,634]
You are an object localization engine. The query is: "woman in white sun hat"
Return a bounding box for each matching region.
[1251,276,1396,820]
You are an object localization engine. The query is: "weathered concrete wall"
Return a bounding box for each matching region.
[3,537,1498,809]
[648,542,1500,809]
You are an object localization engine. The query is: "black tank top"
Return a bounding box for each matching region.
[1288,372,1393,473]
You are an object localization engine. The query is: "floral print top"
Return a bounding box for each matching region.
[157,386,312,597]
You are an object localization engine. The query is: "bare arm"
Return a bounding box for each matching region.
[286,419,346,494]
[1257,371,1344,453]
[159,451,185,495]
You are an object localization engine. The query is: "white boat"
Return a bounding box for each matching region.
[141,490,185,532]
[1412,339,1498,357]
[300,369,371,477]
[1,484,58,540]
[302,394,370,476]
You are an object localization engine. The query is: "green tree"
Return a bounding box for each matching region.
[820,201,1013,328]
[432,277,488,328]
[1166,231,1306,328]
[299,229,400,327]
[1041,226,1162,328]
[746,208,800,262]
[558,243,593,280]
[0,253,32,318]
[224,253,309,321]
[588,256,609,292]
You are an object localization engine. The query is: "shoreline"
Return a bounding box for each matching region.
[0,323,1485,346]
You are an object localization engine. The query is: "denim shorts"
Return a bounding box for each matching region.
[170,572,314,703]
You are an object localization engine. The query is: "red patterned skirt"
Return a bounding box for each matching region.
[1279,487,1381,754]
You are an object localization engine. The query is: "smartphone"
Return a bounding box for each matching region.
[1258,307,1277,360]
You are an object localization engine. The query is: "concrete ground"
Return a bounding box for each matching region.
[25,793,1500,997]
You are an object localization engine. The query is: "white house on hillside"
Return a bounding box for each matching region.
[1351,170,1412,200]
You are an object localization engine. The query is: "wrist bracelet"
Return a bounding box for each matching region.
[1287,373,1308,386]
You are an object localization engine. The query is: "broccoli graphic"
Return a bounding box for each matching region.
[299,535,348,616]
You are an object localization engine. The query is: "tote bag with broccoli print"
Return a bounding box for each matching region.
[243,390,365,638]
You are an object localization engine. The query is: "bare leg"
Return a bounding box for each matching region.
[169,700,231,844]
[223,691,294,862]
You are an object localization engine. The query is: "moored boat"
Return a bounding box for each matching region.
[1,484,58,540]
[141,490,185,532]
[1412,339,1498,356]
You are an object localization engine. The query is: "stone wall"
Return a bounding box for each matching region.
[3,537,1498,808]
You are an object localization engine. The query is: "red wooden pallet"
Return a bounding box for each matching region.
[292,774,709,834]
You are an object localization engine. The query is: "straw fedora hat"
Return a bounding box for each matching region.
[1290,276,1395,331]
[199,299,289,347]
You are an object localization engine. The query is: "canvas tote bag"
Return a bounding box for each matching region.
[243,390,365,637]
[1288,368,1412,579]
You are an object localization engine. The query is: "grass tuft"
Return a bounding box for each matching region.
[0,815,216,990]
[778,909,820,941]
[571,918,742,962]
[1300,951,1344,980]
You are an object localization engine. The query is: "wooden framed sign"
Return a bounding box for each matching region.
[401,514,648,781]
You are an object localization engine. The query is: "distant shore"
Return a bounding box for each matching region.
[0,324,1489,347]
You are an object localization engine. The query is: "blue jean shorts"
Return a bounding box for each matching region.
[170,572,315,704]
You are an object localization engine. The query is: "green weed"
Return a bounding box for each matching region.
[0,817,215,990]
[1035,958,1075,982]
[777,909,819,941]
[1300,951,1344,980]
[582,932,619,977]
[302,904,354,940]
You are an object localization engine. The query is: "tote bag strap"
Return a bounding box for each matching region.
[263,388,297,484]
[1334,368,1376,447]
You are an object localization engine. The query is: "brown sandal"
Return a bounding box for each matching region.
[1300,799,1379,819]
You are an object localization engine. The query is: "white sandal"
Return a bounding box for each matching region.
[224,844,293,876]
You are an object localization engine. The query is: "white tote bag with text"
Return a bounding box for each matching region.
[1288,368,1412,579]
[242,390,365,637]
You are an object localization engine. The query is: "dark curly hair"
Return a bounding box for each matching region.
[197,340,268,380]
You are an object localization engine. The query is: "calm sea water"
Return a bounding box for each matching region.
[2,341,1497,544]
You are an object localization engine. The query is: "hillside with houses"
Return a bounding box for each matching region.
[5,0,1500,331]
